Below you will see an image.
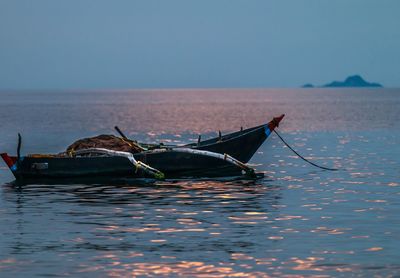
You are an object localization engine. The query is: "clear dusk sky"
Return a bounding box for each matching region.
[0,0,399,89]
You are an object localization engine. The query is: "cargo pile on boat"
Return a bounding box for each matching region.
[65,134,144,153]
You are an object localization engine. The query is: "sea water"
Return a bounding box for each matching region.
[0,89,399,277]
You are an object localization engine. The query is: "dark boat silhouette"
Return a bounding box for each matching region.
[1,115,284,182]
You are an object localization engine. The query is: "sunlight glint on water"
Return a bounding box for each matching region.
[0,89,399,277]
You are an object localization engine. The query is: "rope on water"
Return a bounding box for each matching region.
[273,129,338,171]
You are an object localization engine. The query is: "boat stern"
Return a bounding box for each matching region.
[1,153,18,173]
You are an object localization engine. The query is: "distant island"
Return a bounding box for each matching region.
[302,75,383,88]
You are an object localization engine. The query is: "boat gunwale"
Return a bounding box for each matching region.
[184,124,266,148]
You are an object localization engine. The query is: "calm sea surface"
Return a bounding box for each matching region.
[0,89,399,277]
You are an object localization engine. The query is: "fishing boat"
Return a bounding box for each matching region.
[1,114,284,182]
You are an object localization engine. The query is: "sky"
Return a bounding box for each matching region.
[0,0,399,89]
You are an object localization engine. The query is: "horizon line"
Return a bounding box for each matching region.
[0,86,396,92]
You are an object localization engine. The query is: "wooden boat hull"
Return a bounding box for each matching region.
[2,150,243,180]
[1,115,284,181]
[192,125,267,163]
[163,114,284,163]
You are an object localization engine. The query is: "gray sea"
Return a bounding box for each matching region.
[0,89,399,277]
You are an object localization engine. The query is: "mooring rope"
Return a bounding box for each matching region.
[273,129,338,171]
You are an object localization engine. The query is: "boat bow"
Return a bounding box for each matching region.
[265,114,285,136]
